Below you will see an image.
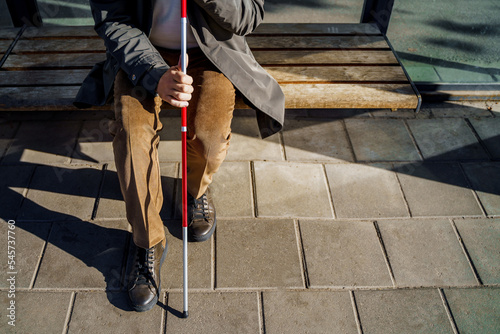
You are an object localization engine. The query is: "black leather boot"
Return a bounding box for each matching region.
[127,240,167,312]
[187,189,216,242]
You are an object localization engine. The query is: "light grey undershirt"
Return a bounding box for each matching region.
[149,0,198,49]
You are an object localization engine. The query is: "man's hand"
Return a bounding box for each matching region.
[156,55,193,108]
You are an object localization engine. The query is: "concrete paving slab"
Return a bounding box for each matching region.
[71,119,114,164]
[1,121,81,165]
[429,102,494,118]
[325,163,409,219]
[262,290,358,333]
[407,118,488,160]
[0,121,18,159]
[345,119,420,161]
[443,288,500,334]
[95,163,177,220]
[133,223,211,290]
[468,117,500,159]
[282,118,354,162]
[253,162,333,218]
[225,115,283,161]
[94,163,125,220]
[0,220,50,288]
[211,161,254,218]
[394,162,483,217]
[377,219,477,287]
[18,164,103,221]
[0,165,35,219]
[68,291,163,333]
[34,220,129,289]
[166,292,260,333]
[369,110,416,118]
[300,220,393,288]
[0,291,72,333]
[453,218,500,285]
[461,162,500,216]
[160,164,178,220]
[485,101,500,112]
[355,289,454,334]
[215,219,303,288]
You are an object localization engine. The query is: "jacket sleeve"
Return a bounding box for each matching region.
[90,0,168,95]
[191,0,264,36]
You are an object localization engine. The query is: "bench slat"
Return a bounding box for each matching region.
[0,28,21,40]
[12,35,388,53]
[21,26,98,38]
[2,54,105,69]
[0,40,12,53]
[254,50,399,65]
[13,39,105,53]
[247,35,388,49]
[0,69,89,86]
[19,24,381,39]
[0,84,418,111]
[0,66,408,86]
[266,66,408,83]
[275,84,418,109]
[253,23,381,35]
[3,50,398,69]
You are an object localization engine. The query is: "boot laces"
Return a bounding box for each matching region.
[133,247,155,286]
[189,193,210,221]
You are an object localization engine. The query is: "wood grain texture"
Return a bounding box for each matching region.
[0,69,90,86]
[0,28,21,39]
[277,84,418,109]
[254,50,399,65]
[0,84,418,111]
[253,23,381,35]
[2,54,105,69]
[19,24,381,38]
[21,26,98,38]
[13,39,105,53]
[265,66,408,83]
[0,40,12,54]
[247,35,388,49]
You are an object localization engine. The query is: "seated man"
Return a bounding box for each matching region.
[74,0,284,312]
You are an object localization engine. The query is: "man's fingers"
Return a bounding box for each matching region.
[177,53,189,69]
[164,95,189,108]
[170,67,193,85]
[174,82,194,94]
[171,91,192,102]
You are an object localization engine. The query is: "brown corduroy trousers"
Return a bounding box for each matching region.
[110,47,235,249]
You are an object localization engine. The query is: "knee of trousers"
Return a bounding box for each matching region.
[188,133,231,169]
[113,97,163,140]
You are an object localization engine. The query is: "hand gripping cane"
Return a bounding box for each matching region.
[180,0,189,319]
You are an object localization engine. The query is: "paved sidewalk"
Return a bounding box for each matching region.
[1,101,499,333]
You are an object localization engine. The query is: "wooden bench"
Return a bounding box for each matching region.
[0,23,420,112]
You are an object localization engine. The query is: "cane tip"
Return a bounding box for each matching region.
[183,311,189,318]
